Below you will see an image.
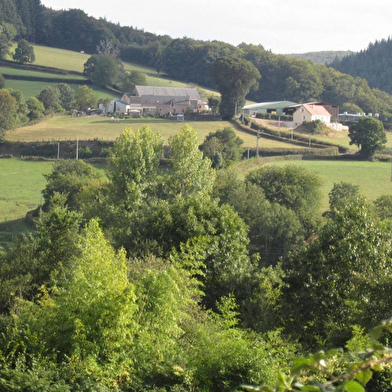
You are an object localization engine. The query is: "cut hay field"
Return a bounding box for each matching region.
[8,116,300,148]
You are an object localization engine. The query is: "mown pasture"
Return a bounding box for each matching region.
[0,158,53,222]
[266,160,392,210]
[8,116,302,149]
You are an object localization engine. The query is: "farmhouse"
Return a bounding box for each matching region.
[121,86,207,115]
[293,103,331,126]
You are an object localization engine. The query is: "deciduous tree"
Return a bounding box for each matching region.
[74,85,98,110]
[13,39,35,63]
[0,89,17,138]
[349,117,387,158]
[165,125,215,198]
[210,56,260,119]
[200,127,244,168]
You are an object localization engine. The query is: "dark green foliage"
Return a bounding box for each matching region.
[37,85,61,111]
[0,194,81,312]
[246,164,322,235]
[282,197,392,348]
[349,117,387,158]
[213,170,304,265]
[83,53,120,88]
[331,37,392,95]
[297,119,329,135]
[163,38,241,87]
[210,56,260,119]
[374,194,392,221]
[328,181,360,211]
[26,96,44,120]
[13,38,35,63]
[119,70,147,93]
[55,83,74,110]
[208,95,220,114]
[113,192,257,311]
[7,88,28,124]
[0,22,16,59]
[42,160,99,209]
[74,85,98,110]
[0,89,17,137]
[200,127,244,168]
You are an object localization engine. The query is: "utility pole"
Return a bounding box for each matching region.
[256,129,260,158]
[247,147,250,160]
[57,142,60,160]
[308,134,311,153]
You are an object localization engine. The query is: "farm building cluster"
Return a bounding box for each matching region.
[100,86,207,117]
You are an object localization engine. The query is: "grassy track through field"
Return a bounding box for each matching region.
[9,116,302,148]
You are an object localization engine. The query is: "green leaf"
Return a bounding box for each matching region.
[355,369,373,385]
[342,381,365,392]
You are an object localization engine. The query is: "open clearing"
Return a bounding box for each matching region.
[8,116,301,148]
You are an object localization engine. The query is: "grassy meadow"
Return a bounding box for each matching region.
[9,45,219,98]
[266,160,392,210]
[8,116,302,148]
[0,158,53,222]
[234,158,392,210]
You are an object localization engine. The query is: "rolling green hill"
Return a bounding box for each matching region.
[2,44,219,100]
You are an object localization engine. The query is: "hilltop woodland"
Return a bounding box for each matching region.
[331,37,392,96]
[0,125,391,390]
[2,0,392,121]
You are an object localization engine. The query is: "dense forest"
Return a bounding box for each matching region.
[331,38,392,95]
[2,0,392,121]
